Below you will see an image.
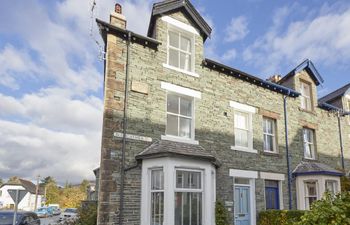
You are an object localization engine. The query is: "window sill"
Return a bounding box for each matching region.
[298,107,316,115]
[161,135,199,145]
[230,146,258,154]
[262,151,280,157]
[163,63,199,77]
[303,157,317,161]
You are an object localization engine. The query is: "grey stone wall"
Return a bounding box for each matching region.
[97,10,350,225]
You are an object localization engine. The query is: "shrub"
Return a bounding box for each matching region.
[258,210,305,225]
[296,192,350,225]
[75,201,97,225]
[215,201,230,225]
[341,176,350,192]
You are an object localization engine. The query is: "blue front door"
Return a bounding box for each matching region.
[234,186,250,225]
[265,180,280,210]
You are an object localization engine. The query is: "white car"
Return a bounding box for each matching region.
[59,208,78,221]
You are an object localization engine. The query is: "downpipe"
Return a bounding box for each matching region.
[118,31,131,225]
[283,94,293,210]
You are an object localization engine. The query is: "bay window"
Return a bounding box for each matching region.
[141,158,215,225]
[303,128,315,159]
[304,181,318,210]
[325,180,337,196]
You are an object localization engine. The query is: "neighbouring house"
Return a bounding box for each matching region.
[95,1,350,225]
[0,179,44,211]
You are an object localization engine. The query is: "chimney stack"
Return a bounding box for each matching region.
[267,74,282,83]
[110,3,126,29]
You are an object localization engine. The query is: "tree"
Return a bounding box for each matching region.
[296,192,350,225]
[80,180,90,193]
[7,176,20,184]
[59,186,86,208]
[41,176,56,186]
[44,177,61,205]
[0,178,3,186]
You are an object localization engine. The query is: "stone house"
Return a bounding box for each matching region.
[95,1,350,225]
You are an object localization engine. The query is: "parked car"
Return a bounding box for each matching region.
[59,208,78,221]
[47,206,60,216]
[0,210,40,225]
[34,207,53,218]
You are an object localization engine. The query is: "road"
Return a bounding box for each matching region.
[40,215,60,225]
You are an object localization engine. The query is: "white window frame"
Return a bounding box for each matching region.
[300,81,312,111]
[165,93,194,139]
[230,101,256,153]
[304,181,318,210]
[325,180,338,196]
[303,128,316,160]
[162,16,198,77]
[161,82,200,145]
[141,158,216,225]
[174,168,203,225]
[263,117,277,153]
[150,168,164,225]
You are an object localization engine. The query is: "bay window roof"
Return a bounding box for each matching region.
[136,140,219,166]
[292,161,343,177]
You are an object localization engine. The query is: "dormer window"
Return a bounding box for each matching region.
[300,81,312,111]
[168,29,194,72]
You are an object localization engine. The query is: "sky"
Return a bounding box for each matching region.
[0,0,350,184]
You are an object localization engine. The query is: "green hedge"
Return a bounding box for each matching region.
[258,210,306,225]
[215,201,230,225]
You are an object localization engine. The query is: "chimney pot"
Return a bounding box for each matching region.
[110,3,126,29]
[115,3,122,14]
[267,74,282,83]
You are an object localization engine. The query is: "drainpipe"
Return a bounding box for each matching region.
[283,94,293,210]
[337,112,345,171]
[119,31,131,225]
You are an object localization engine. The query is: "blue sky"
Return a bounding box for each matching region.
[0,0,349,183]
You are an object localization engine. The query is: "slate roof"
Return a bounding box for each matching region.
[203,58,300,98]
[319,83,350,104]
[292,161,343,177]
[279,59,324,86]
[136,140,218,165]
[2,179,44,195]
[96,19,161,50]
[147,0,212,40]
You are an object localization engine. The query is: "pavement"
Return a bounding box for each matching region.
[40,215,60,225]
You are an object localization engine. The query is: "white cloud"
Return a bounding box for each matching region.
[0,120,101,183]
[0,88,103,183]
[243,4,350,75]
[224,16,249,43]
[0,45,42,89]
[221,48,237,62]
[0,0,154,182]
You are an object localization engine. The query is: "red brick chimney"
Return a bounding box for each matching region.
[110,3,126,29]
